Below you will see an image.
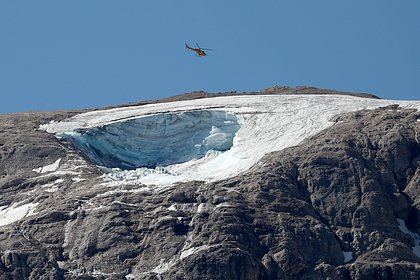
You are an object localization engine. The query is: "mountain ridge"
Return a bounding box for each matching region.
[109,86,380,111]
[0,86,377,115]
[0,88,419,279]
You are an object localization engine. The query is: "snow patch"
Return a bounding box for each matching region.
[197,203,211,214]
[33,158,61,173]
[127,244,215,277]
[72,177,85,182]
[0,202,39,227]
[91,270,119,277]
[111,201,138,207]
[397,218,420,258]
[42,178,64,193]
[180,245,210,260]
[167,203,196,213]
[215,202,232,209]
[151,258,177,274]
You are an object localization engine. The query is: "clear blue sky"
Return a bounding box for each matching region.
[1,1,419,113]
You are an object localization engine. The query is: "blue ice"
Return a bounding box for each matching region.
[60,110,241,169]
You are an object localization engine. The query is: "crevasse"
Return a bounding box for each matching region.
[59,110,240,169]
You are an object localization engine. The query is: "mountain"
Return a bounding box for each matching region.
[0,87,419,279]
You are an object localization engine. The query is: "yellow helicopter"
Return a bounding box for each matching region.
[185,43,212,57]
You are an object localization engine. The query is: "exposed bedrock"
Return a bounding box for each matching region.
[0,105,419,279]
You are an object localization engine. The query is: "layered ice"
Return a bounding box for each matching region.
[41,94,420,187]
[59,110,240,169]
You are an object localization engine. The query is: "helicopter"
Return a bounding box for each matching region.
[185,43,212,57]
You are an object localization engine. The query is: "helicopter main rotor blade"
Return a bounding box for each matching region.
[195,43,213,51]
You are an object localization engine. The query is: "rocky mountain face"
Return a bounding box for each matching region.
[0,90,419,279]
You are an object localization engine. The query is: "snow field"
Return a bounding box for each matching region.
[0,202,39,227]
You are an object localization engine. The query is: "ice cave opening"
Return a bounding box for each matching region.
[60,110,241,170]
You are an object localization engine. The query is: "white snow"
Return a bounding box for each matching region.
[72,177,85,182]
[215,202,232,209]
[32,157,87,181]
[197,203,211,214]
[151,258,177,274]
[32,158,61,173]
[40,94,420,187]
[180,245,210,260]
[126,245,212,277]
[57,261,120,278]
[41,178,64,193]
[0,202,39,227]
[397,218,420,258]
[342,251,353,263]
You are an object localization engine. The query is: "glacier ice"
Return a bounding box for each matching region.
[42,94,420,187]
[59,110,240,170]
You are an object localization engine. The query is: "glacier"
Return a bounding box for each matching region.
[58,110,240,169]
[41,94,420,187]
